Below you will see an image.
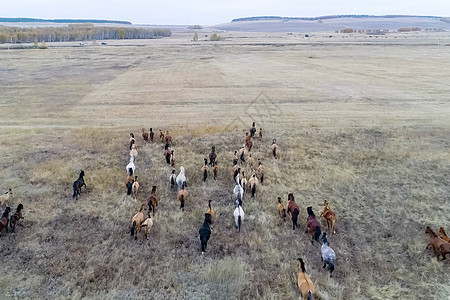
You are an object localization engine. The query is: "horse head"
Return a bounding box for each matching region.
[322,233,329,245]
[16,204,23,212]
[425,226,435,236]
[80,170,85,177]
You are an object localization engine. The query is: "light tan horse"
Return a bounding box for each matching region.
[0,189,12,208]
[140,212,153,240]
[297,258,314,300]
[439,227,450,243]
[320,200,336,234]
[132,176,140,199]
[130,204,145,240]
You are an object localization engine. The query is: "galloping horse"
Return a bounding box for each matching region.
[132,176,139,199]
[277,197,286,222]
[9,204,24,233]
[206,200,215,223]
[209,146,217,166]
[147,186,158,214]
[306,207,321,243]
[140,212,153,240]
[320,200,336,234]
[425,226,450,260]
[321,233,336,276]
[0,189,12,208]
[0,207,11,235]
[234,200,244,232]
[72,170,86,200]
[287,194,300,230]
[177,182,188,211]
[199,213,212,253]
[130,204,145,240]
[176,166,186,190]
[169,169,177,189]
[201,158,209,182]
[297,258,314,300]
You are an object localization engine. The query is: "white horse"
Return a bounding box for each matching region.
[321,233,336,276]
[126,156,136,174]
[233,182,243,202]
[176,166,186,190]
[233,203,244,232]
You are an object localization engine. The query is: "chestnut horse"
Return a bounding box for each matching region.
[320,200,336,234]
[297,258,314,300]
[425,226,450,260]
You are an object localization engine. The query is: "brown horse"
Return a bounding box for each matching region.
[297,258,314,300]
[147,186,158,214]
[9,204,24,233]
[142,128,149,142]
[439,227,450,243]
[206,200,215,223]
[425,226,450,260]
[177,182,188,211]
[0,207,11,235]
[277,197,286,222]
[130,204,146,240]
[320,200,336,234]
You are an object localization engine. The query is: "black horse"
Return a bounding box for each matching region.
[209,146,216,166]
[199,213,212,253]
[72,170,86,200]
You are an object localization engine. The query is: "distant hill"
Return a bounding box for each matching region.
[0,17,131,25]
[214,15,450,32]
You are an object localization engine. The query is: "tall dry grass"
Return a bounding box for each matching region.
[0,124,448,299]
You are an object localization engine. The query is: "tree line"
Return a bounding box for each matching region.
[0,24,171,43]
[0,17,131,24]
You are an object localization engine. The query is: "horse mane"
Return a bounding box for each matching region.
[307,206,315,218]
[298,258,306,273]
[16,204,23,212]
[426,226,437,237]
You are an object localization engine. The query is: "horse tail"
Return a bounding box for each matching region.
[282,209,286,221]
[238,215,241,232]
[72,181,78,198]
[293,209,299,228]
[272,148,276,157]
[260,174,264,185]
[171,176,175,188]
[130,221,136,237]
[203,169,207,181]
[251,184,256,197]
[180,194,184,210]
[307,290,313,300]
[314,226,322,242]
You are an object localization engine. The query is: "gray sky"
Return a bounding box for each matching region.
[0,0,448,25]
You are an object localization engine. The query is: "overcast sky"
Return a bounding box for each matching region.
[0,0,448,25]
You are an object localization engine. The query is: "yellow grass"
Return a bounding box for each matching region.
[0,31,449,299]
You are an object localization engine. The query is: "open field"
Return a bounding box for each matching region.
[0,32,449,299]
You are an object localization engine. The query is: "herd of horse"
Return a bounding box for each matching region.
[65,124,448,299]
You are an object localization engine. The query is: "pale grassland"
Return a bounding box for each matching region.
[0,32,449,299]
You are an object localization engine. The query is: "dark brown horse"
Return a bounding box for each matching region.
[147,186,158,214]
[9,204,24,232]
[0,207,11,235]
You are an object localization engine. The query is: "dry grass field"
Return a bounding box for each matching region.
[0,31,449,299]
